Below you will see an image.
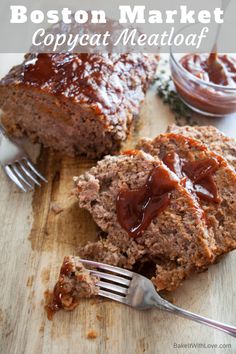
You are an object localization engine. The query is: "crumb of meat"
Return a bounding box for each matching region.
[50,202,64,214]
[87,330,97,339]
[96,315,103,321]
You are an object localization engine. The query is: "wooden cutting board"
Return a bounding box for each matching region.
[0,54,236,354]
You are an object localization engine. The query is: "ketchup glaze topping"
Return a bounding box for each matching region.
[163,152,220,203]
[181,53,236,87]
[11,52,157,119]
[116,166,178,238]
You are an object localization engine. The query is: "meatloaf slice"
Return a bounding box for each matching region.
[74,150,215,291]
[46,256,99,318]
[0,53,158,158]
[138,133,236,257]
[167,125,236,170]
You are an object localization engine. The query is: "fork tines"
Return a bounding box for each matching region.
[4,158,47,192]
[80,259,133,303]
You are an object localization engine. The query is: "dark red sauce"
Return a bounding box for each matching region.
[116,166,178,237]
[181,53,236,87]
[23,54,55,85]
[163,152,220,203]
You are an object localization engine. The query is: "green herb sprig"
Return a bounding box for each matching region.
[155,61,197,126]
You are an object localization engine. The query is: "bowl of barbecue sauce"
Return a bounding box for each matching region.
[170,51,236,117]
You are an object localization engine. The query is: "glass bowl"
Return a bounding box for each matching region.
[170,51,236,117]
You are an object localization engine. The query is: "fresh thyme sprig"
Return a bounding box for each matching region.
[155,63,197,126]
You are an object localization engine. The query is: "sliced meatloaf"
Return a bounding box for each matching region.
[0,53,158,158]
[46,256,99,318]
[74,150,215,291]
[167,125,236,170]
[138,133,236,257]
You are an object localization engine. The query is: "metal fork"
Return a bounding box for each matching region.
[0,126,47,192]
[80,259,236,338]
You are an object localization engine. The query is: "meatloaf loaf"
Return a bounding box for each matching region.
[0,53,158,158]
[46,256,99,318]
[137,133,236,257]
[167,125,236,170]
[74,150,215,291]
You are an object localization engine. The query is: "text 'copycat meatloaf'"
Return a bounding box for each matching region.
[74,151,216,291]
[0,53,158,158]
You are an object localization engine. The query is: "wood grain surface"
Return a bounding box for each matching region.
[0,54,236,354]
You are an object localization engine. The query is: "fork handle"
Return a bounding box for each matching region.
[157,299,236,337]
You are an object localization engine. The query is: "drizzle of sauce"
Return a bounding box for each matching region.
[163,152,220,203]
[181,53,236,87]
[116,166,178,237]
